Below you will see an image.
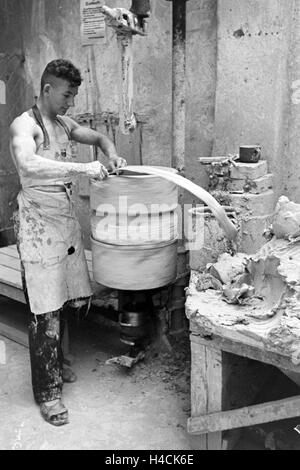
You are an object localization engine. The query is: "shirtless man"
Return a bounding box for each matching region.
[9,59,126,426]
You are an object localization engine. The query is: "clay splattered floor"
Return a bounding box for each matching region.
[0,297,191,451]
[1,297,300,450]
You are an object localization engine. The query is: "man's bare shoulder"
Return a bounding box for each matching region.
[10,111,38,137]
[59,115,79,131]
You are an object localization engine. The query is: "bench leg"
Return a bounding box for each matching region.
[190,341,226,450]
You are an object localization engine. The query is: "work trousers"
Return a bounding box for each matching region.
[13,209,90,404]
[25,281,66,404]
[13,210,65,403]
[28,309,66,404]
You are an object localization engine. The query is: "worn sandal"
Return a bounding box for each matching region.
[62,367,77,383]
[40,399,69,427]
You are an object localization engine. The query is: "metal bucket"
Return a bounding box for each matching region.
[90,167,179,290]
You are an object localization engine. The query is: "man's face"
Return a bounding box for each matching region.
[45,78,78,116]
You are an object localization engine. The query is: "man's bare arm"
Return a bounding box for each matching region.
[66,117,126,171]
[69,120,117,157]
[10,116,107,180]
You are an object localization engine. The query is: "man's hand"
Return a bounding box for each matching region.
[107,155,127,174]
[86,161,109,180]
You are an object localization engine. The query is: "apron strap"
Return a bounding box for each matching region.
[32,104,50,150]
[32,105,72,149]
[55,116,72,141]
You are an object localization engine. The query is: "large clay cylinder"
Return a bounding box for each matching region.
[90,167,179,290]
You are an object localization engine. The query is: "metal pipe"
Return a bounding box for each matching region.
[168,0,188,174]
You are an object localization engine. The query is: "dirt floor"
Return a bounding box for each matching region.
[0,297,192,450]
[1,296,300,450]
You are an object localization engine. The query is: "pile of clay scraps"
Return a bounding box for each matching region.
[194,196,300,307]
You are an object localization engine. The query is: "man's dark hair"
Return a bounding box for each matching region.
[41,59,83,91]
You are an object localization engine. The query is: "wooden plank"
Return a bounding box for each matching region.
[190,342,225,450]
[206,348,224,450]
[189,313,267,352]
[190,342,208,450]
[0,245,19,257]
[0,264,22,288]
[190,333,300,374]
[0,252,21,271]
[0,321,28,348]
[188,395,300,435]
[1,244,18,253]
[0,282,25,303]
[0,248,19,260]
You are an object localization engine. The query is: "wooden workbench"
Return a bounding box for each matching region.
[186,270,300,450]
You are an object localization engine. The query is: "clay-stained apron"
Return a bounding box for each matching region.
[17,187,92,315]
[16,108,92,315]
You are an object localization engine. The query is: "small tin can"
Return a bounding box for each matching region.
[239,145,262,163]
